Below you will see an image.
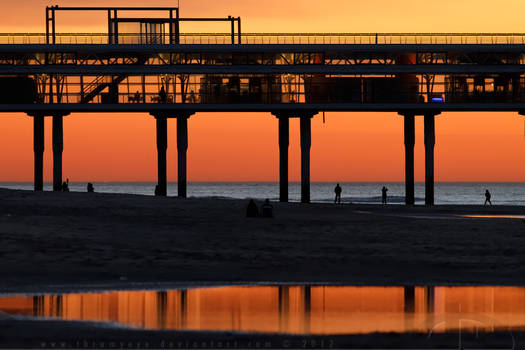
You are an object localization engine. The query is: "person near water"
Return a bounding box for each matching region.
[381,186,388,205]
[484,189,492,206]
[334,183,342,204]
[62,178,70,192]
[246,199,259,217]
[261,199,273,218]
[87,183,94,193]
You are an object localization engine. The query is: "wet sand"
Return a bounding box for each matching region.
[1,188,525,347]
[0,317,522,349]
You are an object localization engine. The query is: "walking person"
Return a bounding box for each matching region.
[381,186,388,205]
[484,189,492,206]
[334,183,342,204]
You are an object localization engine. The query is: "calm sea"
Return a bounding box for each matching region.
[1,182,525,205]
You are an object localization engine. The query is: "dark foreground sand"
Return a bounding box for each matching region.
[1,188,525,291]
[1,188,525,347]
[1,318,523,349]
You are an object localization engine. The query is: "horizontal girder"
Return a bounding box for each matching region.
[2,65,525,75]
[4,103,525,113]
[2,43,525,53]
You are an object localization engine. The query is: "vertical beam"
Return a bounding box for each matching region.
[300,115,312,203]
[107,10,113,44]
[403,114,415,205]
[52,115,63,192]
[424,114,436,206]
[237,18,242,44]
[230,16,234,44]
[33,115,44,191]
[45,8,50,44]
[156,116,168,196]
[278,116,289,202]
[175,9,180,45]
[51,8,56,44]
[177,116,189,198]
[113,10,119,44]
[169,10,173,45]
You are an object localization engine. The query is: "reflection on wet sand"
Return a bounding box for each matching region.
[1,286,525,335]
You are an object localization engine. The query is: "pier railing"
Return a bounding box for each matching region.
[3,33,525,45]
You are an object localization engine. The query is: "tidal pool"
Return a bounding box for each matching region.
[1,285,525,335]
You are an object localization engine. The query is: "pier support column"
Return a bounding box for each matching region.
[156,116,168,196]
[52,115,63,192]
[403,114,415,205]
[300,113,316,203]
[177,115,189,198]
[32,115,44,191]
[424,114,436,206]
[272,112,290,202]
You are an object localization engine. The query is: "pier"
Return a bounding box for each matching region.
[3,6,525,203]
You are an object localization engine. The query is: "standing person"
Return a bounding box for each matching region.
[334,183,342,204]
[246,199,259,217]
[62,178,70,192]
[484,189,492,206]
[381,186,388,205]
[159,86,167,103]
[261,199,273,218]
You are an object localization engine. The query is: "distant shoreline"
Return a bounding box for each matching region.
[2,182,525,205]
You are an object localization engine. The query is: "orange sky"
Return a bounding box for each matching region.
[1,0,525,182]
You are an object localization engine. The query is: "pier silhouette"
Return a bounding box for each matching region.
[3,6,525,204]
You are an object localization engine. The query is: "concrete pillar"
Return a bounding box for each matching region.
[424,114,435,206]
[278,116,289,202]
[156,116,168,196]
[177,116,189,198]
[33,115,44,191]
[403,114,415,205]
[52,115,63,192]
[300,115,312,203]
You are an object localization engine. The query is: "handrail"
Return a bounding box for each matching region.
[1,33,525,45]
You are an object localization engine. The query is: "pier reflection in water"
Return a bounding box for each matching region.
[1,286,525,335]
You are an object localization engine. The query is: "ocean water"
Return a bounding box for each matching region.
[1,182,525,205]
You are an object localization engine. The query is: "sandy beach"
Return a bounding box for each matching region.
[1,188,525,347]
[0,187,525,292]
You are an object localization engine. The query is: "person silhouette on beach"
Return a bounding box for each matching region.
[484,189,492,206]
[334,183,342,204]
[381,186,388,205]
[62,178,69,192]
[87,183,94,193]
[261,199,273,218]
[246,199,259,217]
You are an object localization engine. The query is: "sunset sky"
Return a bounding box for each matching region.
[0,0,525,182]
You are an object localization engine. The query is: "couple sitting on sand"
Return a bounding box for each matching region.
[246,199,273,218]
